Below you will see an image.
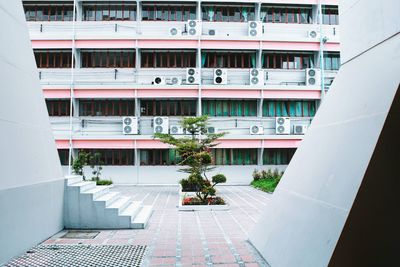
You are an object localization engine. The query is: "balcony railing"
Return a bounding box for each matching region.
[27,21,339,42]
[39,68,338,88]
[50,116,312,137]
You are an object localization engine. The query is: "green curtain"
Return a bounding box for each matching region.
[207,7,214,21]
[261,54,265,67]
[201,53,207,67]
[242,7,248,22]
[295,101,302,116]
[310,101,316,116]
[250,53,256,68]
[303,101,310,117]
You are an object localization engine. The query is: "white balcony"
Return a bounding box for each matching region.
[27,21,339,42]
[38,68,337,89]
[50,116,311,138]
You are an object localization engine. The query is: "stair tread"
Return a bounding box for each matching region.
[96,191,119,202]
[121,201,143,216]
[132,206,153,224]
[69,181,95,187]
[82,186,108,194]
[108,196,131,209]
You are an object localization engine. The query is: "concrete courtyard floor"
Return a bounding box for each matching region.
[44,186,271,266]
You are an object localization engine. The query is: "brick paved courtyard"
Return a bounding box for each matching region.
[43,186,271,266]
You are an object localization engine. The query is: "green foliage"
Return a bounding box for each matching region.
[251,168,284,193]
[72,151,90,180]
[95,179,113,186]
[90,152,103,181]
[155,116,227,205]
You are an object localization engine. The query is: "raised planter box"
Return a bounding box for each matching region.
[178,185,229,211]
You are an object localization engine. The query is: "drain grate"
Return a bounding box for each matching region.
[4,244,146,267]
[61,230,100,239]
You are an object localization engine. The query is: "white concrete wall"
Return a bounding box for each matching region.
[249,0,400,266]
[0,1,64,264]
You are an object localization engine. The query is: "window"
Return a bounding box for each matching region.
[79,149,134,165]
[262,51,314,69]
[140,100,196,116]
[324,52,341,70]
[211,149,258,165]
[141,50,196,68]
[202,4,255,22]
[58,149,70,165]
[140,149,180,165]
[79,100,134,116]
[263,148,296,165]
[81,50,135,68]
[262,100,316,117]
[46,99,71,116]
[261,5,312,24]
[203,51,256,68]
[24,2,74,21]
[83,3,136,21]
[34,49,73,68]
[322,6,339,25]
[142,3,196,21]
[203,100,257,117]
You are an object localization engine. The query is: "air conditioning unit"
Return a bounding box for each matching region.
[186,68,200,84]
[186,20,202,36]
[305,68,321,86]
[307,30,320,39]
[122,116,138,135]
[153,116,169,134]
[293,124,308,135]
[170,125,186,135]
[275,117,291,135]
[249,68,265,86]
[248,21,262,37]
[208,29,217,36]
[152,76,166,85]
[206,126,218,134]
[213,68,228,85]
[169,27,182,36]
[250,125,264,135]
[166,76,182,85]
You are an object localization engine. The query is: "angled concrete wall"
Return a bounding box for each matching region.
[249,0,400,266]
[0,1,64,264]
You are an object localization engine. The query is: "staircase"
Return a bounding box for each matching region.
[64,176,153,229]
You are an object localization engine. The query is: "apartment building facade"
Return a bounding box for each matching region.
[23,0,340,184]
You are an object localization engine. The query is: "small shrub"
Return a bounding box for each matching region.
[252,170,262,181]
[95,179,113,186]
[251,169,284,193]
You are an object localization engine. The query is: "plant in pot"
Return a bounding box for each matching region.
[155,115,227,206]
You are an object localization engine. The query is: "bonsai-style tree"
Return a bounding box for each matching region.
[72,150,90,180]
[155,116,227,204]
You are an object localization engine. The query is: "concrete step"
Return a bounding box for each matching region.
[82,186,110,199]
[107,196,131,213]
[95,191,120,206]
[121,201,143,219]
[131,205,153,229]
[69,181,96,192]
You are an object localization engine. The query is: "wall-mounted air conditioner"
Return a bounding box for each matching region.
[169,27,182,36]
[305,68,321,86]
[170,125,186,135]
[249,68,265,86]
[152,76,166,85]
[206,126,218,134]
[275,117,291,135]
[307,30,320,39]
[186,20,202,36]
[166,76,182,85]
[122,117,138,135]
[153,117,169,134]
[186,68,200,84]
[248,21,262,37]
[213,68,228,85]
[250,125,264,135]
[293,125,308,135]
[208,29,217,36]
